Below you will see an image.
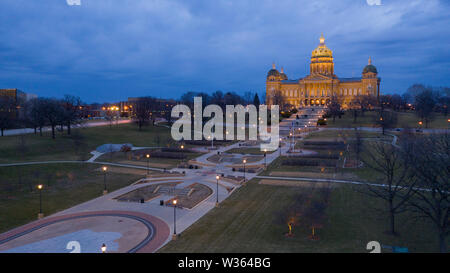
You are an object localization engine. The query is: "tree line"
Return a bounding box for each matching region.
[358,131,449,252]
[325,83,449,129]
[179,90,261,110]
[0,95,82,138]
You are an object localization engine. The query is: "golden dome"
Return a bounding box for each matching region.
[311,33,333,58]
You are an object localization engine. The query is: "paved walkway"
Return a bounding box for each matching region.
[0,210,169,253]
[4,107,441,252]
[256,175,442,193]
[2,119,132,136]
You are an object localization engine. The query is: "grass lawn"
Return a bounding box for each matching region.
[303,130,393,141]
[0,123,173,164]
[0,163,142,233]
[326,110,448,129]
[159,179,446,253]
[226,148,277,155]
[95,150,204,168]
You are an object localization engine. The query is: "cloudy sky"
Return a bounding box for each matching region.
[0,0,449,102]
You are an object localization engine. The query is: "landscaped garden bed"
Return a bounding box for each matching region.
[165,183,213,209]
[114,182,180,202]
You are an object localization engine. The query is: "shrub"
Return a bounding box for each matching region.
[317,119,327,126]
[281,112,292,118]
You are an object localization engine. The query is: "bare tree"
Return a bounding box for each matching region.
[327,94,344,123]
[243,91,253,105]
[361,141,415,235]
[0,95,16,136]
[42,98,64,139]
[133,97,156,131]
[26,98,47,136]
[407,134,449,252]
[62,95,82,135]
[352,94,376,120]
[353,128,363,165]
[415,89,436,128]
[270,90,286,110]
[377,110,397,135]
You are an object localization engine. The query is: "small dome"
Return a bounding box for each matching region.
[363,65,377,74]
[267,69,280,77]
[363,57,377,74]
[267,63,280,78]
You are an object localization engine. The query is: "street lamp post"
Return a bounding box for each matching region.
[102,166,108,195]
[172,199,178,240]
[208,135,214,149]
[264,149,267,169]
[243,159,247,183]
[37,184,44,219]
[146,154,150,175]
[289,132,293,152]
[180,145,184,163]
[215,175,220,207]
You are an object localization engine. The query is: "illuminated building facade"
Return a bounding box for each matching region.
[266,34,381,108]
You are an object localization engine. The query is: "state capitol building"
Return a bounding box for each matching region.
[266,34,381,108]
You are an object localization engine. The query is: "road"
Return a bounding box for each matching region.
[2,119,132,136]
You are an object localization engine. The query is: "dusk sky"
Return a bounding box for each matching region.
[0,0,449,103]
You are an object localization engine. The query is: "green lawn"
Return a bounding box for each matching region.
[303,130,393,141]
[0,123,174,164]
[226,147,277,155]
[326,110,448,129]
[96,150,205,168]
[159,179,445,253]
[0,163,142,233]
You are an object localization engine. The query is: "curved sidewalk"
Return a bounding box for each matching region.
[0,210,170,253]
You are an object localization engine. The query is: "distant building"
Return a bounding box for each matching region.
[0,89,26,104]
[0,89,37,119]
[127,97,177,119]
[266,34,381,108]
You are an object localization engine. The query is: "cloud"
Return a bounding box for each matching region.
[0,0,448,102]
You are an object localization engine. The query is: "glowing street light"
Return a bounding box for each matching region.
[101,243,107,253]
[289,132,294,152]
[146,154,150,175]
[279,137,283,156]
[264,149,267,169]
[243,159,247,183]
[215,175,220,207]
[207,135,214,149]
[180,145,185,162]
[172,199,178,240]
[37,184,44,219]
[102,166,108,195]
